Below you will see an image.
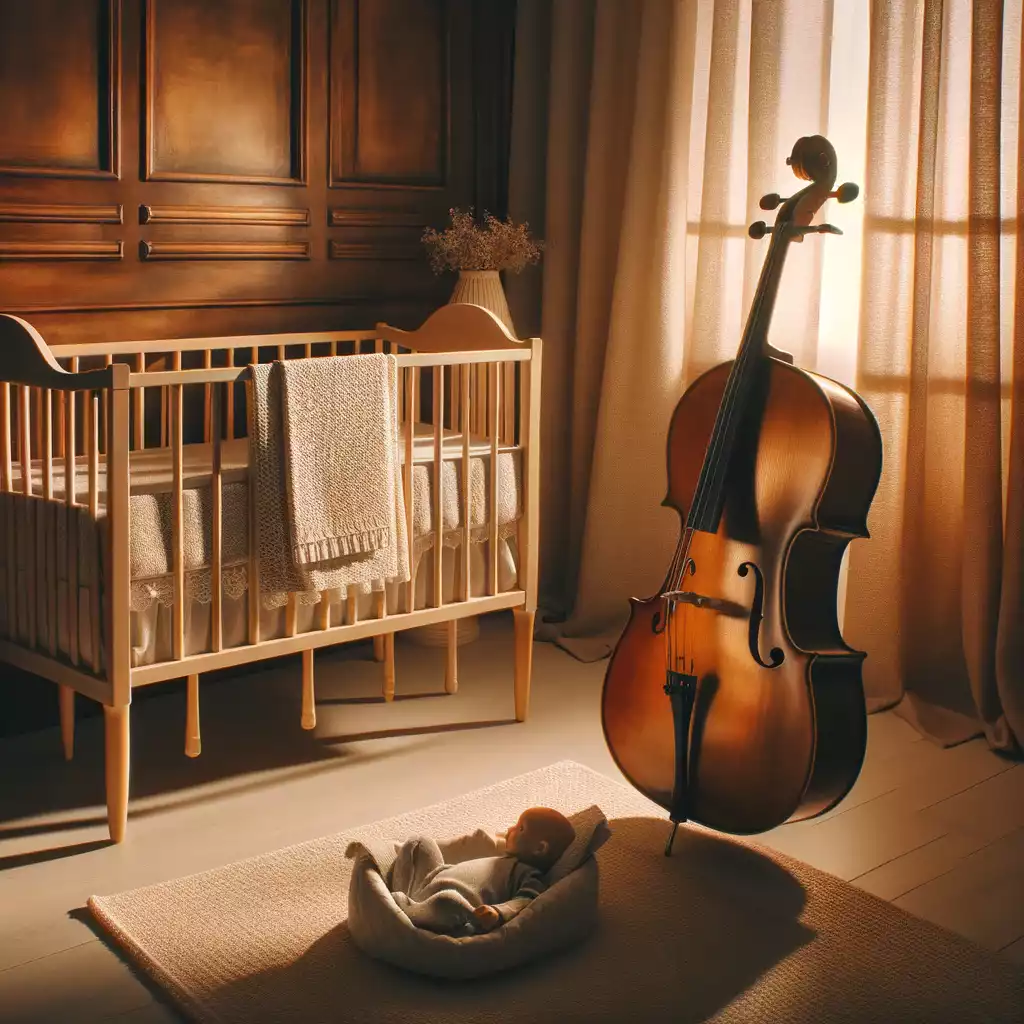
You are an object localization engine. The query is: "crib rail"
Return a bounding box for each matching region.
[0,304,541,698]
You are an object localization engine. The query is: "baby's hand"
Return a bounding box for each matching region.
[472,905,501,932]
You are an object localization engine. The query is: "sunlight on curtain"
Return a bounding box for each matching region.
[512,0,1023,748]
[842,0,1023,748]
[681,0,869,386]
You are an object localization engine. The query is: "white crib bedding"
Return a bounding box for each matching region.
[0,425,522,669]
[8,426,520,595]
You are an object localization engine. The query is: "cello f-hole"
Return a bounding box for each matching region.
[737,561,785,669]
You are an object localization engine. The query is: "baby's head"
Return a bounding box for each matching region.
[503,806,575,871]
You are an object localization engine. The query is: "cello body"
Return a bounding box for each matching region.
[600,136,885,842]
[601,356,882,835]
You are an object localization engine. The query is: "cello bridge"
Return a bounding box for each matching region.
[663,591,747,619]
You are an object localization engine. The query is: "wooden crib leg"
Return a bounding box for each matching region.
[104,704,130,844]
[58,685,75,761]
[513,608,535,723]
[301,649,316,729]
[382,633,395,702]
[185,674,201,757]
[445,621,458,694]
[372,636,385,662]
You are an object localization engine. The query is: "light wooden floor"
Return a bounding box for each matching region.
[1,613,1022,1023]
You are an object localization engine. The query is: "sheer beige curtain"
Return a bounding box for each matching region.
[508,0,1023,754]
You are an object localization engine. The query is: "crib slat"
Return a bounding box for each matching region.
[211,383,223,654]
[246,378,260,645]
[64,388,79,665]
[203,349,213,442]
[43,390,56,655]
[227,349,236,441]
[488,363,500,595]
[503,362,515,443]
[318,589,330,630]
[164,352,183,448]
[171,384,184,661]
[1,383,13,639]
[56,389,65,460]
[404,367,417,615]
[459,365,471,602]
[450,364,460,432]
[286,594,298,637]
[134,353,145,450]
[0,384,10,494]
[88,393,100,672]
[478,364,487,435]
[102,356,112,453]
[345,587,357,626]
[432,365,443,609]
[20,385,37,648]
[34,387,43,470]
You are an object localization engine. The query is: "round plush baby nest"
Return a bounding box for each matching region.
[345,805,611,980]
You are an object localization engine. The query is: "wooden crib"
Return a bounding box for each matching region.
[0,303,541,843]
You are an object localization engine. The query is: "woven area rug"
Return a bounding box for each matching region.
[88,760,1024,1023]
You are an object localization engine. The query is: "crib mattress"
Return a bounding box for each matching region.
[3,423,522,598]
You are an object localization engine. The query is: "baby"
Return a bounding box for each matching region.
[389,807,576,935]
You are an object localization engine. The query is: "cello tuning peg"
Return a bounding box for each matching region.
[797,223,843,237]
[830,182,860,203]
[759,193,786,211]
[748,220,772,240]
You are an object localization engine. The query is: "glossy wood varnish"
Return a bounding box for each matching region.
[602,357,883,835]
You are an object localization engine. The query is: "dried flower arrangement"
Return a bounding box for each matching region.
[422,208,544,275]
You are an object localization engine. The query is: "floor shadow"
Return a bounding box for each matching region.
[0,640,480,836]
[0,733,439,858]
[0,837,112,871]
[317,689,452,705]
[167,817,815,1023]
[318,718,519,745]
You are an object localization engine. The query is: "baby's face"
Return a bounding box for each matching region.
[503,812,531,854]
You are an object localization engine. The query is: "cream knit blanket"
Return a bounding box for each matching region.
[250,359,410,609]
[280,354,395,565]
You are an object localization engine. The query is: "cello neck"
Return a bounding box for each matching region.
[685,136,849,535]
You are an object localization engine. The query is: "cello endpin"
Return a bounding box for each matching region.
[664,821,680,857]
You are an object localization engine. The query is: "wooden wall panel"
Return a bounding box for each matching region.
[0,0,120,179]
[0,0,514,339]
[331,0,447,186]
[144,0,306,183]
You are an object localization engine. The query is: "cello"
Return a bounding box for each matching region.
[601,135,883,854]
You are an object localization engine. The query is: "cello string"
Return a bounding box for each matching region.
[683,265,773,544]
[668,190,803,600]
[685,220,788,543]
[670,257,772,593]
